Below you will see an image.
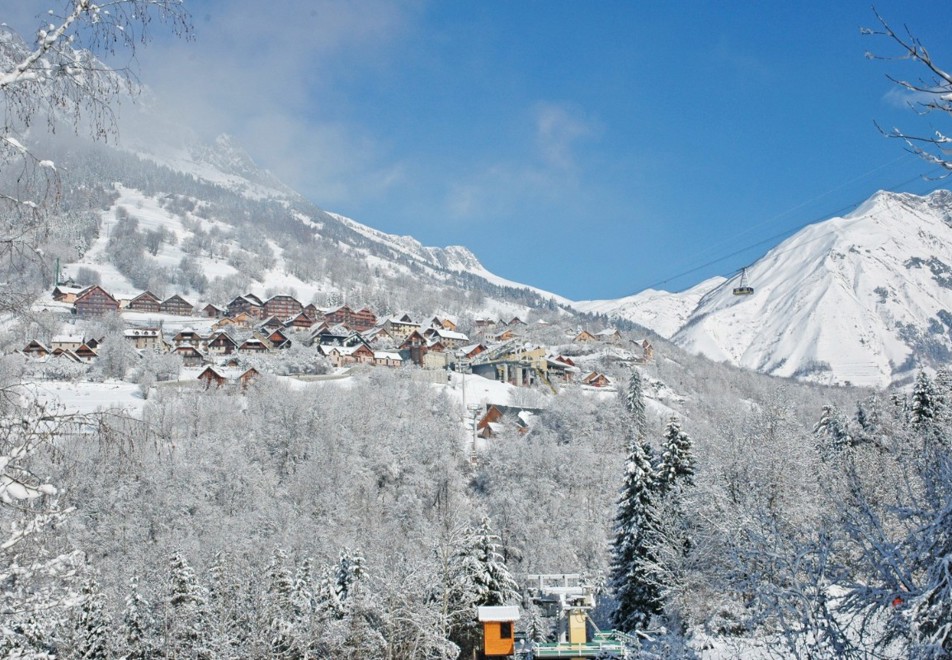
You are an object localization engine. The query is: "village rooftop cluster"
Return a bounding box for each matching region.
[20,284,653,392]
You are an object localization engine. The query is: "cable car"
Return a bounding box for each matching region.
[733,268,754,296]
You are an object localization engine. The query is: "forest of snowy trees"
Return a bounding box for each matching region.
[1,2,951,658]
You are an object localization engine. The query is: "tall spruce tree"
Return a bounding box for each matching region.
[119,576,155,660]
[610,436,662,632]
[625,369,648,440]
[72,578,111,660]
[657,416,695,493]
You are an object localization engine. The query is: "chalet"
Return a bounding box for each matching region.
[315,324,351,347]
[85,337,103,350]
[362,326,395,346]
[201,303,226,318]
[595,328,623,343]
[172,328,203,348]
[285,311,317,332]
[127,291,161,313]
[239,367,260,389]
[238,337,269,353]
[51,334,85,352]
[226,295,263,319]
[384,313,420,339]
[373,350,403,367]
[492,329,516,342]
[74,344,98,362]
[197,366,227,389]
[173,346,205,367]
[634,338,655,363]
[73,285,120,317]
[23,340,50,358]
[546,356,579,383]
[322,343,375,368]
[457,343,488,360]
[430,315,458,332]
[476,404,538,439]
[213,312,255,330]
[160,295,194,317]
[206,332,238,355]
[258,316,286,332]
[423,327,469,349]
[262,294,303,320]
[323,305,378,332]
[573,329,597,343]
[582,371,611,388]
[52,285,85,303]
[507,317,526,327]
[474,317,497,331]
[303,303,319,318]
[266,328,291,350]
[51,348,83,363]
[123,327,165,350]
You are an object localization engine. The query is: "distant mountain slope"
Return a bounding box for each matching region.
[573,277,724,339]
[672,190,952,387]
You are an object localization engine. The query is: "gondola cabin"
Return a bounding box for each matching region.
[477,605,520,659]
[732,267,754,296]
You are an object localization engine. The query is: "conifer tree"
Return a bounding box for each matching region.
[656,416,695,493]
[165,549,211,659]
[814,404,853,460]
[72,578,111,660]
[610,437,662,632]
[625,369,648,440]
[119,576,155,660]
[911,371,938,430]
[909,500,952,657]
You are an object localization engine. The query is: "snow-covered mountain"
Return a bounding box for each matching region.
[574,277,724,339]
[587,190,952,388]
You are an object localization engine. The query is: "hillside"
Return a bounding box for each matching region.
[582,190,952,388]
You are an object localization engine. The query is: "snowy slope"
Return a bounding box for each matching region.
[672,190,952,387]
[573,277,724,339]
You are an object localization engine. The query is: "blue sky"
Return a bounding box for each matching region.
[11,1,952,300]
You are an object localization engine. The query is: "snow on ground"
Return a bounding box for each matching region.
[29,379,145,416]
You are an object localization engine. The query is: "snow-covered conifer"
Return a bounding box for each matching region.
[911,371,938,429]
[814,404,852,460]
[610,437,662,632]
[119,576,155,660]
[657,416,695,493]
[625,369,648,440]
[165,549,211,658]
[72,578,112,660]
[909,502,952,658]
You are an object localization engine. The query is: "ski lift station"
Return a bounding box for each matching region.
[479,574,636,659]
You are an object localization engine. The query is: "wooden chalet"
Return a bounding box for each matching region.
[238,337,269,353]
[322,305,377,331]
[262,294,303,320]
[476,404,536,439]
[285,311,317,332]
[213,312,255,330]
[634,338,655,362]
[266,328,291,349]
[573,329,597,343]
[172,328,203,348]
[492,329,516,342]
[197,366,227,389]
[239,367,259,389]
[226,295,263,319]
[207,332,238,355]
[201,303,226,318]
[546,356,579,383]
[160,294,194,316]
[74,344,98,362]
[508,317,526,327]
[423,327,469,349]
[474,317,497,330]
[23,340,50,358]
[127,291,161,313]
[582,371,611,388]
[258,315,286,332]
[430,315,458,332]
[303,303,319,318]
[73,285,120,317]
[173,345,205,367]
[458,343,488,360]
[123,327,165,350]
[51,348,83,363]
[322,343,375,367]
[52,285,85,303]
[595,328,623,343]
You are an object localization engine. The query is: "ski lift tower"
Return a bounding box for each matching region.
[521,574,636,658]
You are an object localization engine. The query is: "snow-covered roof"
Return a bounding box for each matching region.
[477,606,520,622]
[374,351,402,360]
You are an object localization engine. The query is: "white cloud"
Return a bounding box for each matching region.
[533,102,598,170]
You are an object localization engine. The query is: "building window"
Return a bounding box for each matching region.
[500,622,512,639]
